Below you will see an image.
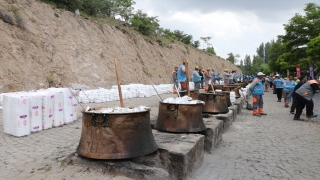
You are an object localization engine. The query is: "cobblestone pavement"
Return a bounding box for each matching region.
[190,92,320,180]
[0,93,174,180]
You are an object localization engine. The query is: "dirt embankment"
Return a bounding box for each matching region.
[0,0,241,93]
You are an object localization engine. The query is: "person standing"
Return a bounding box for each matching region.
[293,80,320,121]
[265,76,270,92]
[211,69,216,84]
[223,69,230,86]
[172,67,178,92]
[192,66,201,90]
[177,60,187,90]
[199,69,204,89]
[274,74,284,102]
[268,76,274,89]
[249,72,267,116]
[283,75,296,108]
[216,73,222,83]
[204,68,211,90]
[290,75,307,114]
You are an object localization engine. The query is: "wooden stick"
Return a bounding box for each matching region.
[185,60,190,97]
[114,58,125,108]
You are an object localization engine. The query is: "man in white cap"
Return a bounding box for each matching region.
[249,72,267,116]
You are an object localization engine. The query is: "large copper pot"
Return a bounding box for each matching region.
[222,86,237,91]
[199,93,229,114]
[77,109,158,159]
[178,90,199,100]
[216,91,232,107]
[155,102,206,132]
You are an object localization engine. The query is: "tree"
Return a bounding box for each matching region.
[244,55,252,73]
[130,10,160,36]
[226,53,240,64]
[278,2,320,74]
[206,47,216,55]
[110,0,136,22]
[307,35,320,75]
[256,43,265,60]
[200,36,212,49]
[192,40,200,48]
[268,39,286,72]
[264,42,271,63]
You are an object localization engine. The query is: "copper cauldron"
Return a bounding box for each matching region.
[207,85,222,92]
[77,109,158,159]
[155,102,206,132]
[215,91,232,107]
[199,93,229,114]
[178,90,199,100]
[222,85,237,91]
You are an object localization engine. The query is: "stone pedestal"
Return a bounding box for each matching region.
[201,117,224,153]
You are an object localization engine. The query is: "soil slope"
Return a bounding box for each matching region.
[0,0,241,92]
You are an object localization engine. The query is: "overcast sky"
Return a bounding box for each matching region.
[133,0,319,62]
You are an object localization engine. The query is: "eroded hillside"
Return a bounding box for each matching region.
[0,0,241,92]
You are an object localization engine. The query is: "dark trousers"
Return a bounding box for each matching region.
[200,80,204,89]
[276,88,283,100]
[294,95,314,118]
[290,96,297,113]
[269,82,273,89]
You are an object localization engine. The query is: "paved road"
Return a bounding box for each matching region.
[191,92,320,180]
[0,93,174,180]
[1,91,320,180]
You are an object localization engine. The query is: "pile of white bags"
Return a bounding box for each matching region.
[78,84,174,104]
[2,88,79,137]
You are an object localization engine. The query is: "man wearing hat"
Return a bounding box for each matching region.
[273,74,284,102]
[223,69,230,86]
[177,59,188,90]
[249,72,267,116]
[192,66,202,90]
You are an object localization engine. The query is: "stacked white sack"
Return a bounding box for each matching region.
[0,93,3,108]
[3,94,31,137]
[3,93,14,134]
[28,92,43,132]
[46,89,64,127]
[39,91,54,130]
[72,97,78,121]
[53,88,74,124]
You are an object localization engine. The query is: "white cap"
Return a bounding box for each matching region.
[257,72,265,76]
[275,74,280,76]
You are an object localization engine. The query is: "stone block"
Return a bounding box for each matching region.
[228,105,238,122]
[234,97,244,113]
[148,130,205,180]
[214,110,234,132]
[66,130,205,180]
[201,117,224,153]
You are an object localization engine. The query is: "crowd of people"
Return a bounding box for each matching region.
[171,59,320,121]
[249,73,320,121]
[171,60,248,91]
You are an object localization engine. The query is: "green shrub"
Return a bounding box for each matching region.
[47,75,55,83]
